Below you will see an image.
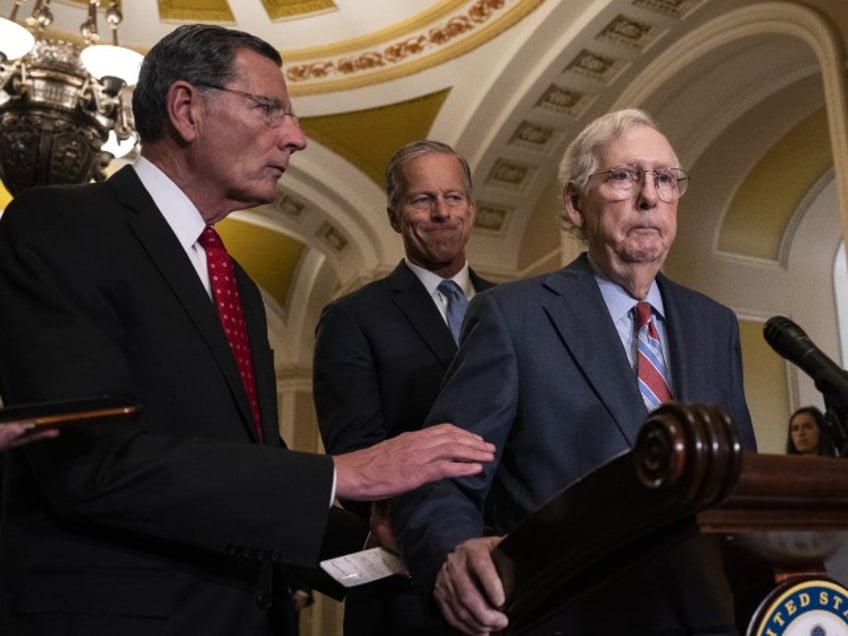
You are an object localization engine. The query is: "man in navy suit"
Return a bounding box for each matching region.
[313,140,494,634]
[0,25,495,636]
[394,109,758,635]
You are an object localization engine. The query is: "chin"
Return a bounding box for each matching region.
[241,186,278,207]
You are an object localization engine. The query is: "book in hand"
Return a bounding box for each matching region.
[0,395,141,431]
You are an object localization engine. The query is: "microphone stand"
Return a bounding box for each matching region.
[815,368,848,456]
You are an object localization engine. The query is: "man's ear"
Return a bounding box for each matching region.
[166,81,202,143]
[564,183,584,228]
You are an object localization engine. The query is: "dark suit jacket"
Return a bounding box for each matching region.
[0,166,357,636]
[395,253,757,635]
[312,262,493,635]
[313,260,494,516]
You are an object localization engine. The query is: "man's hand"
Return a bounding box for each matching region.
[434,536,508,635]
[333,423,494,501]
[0,423,59,451]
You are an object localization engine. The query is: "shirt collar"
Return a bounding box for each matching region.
[132,156,207,250]
[589,261,666,323]
[405,259,472,298]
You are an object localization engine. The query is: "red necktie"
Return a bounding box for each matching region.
[634,301,672,411]
[198,225,263,441]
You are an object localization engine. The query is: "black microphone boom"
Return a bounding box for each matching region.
[763,316,848,404]
[764,315,848,454]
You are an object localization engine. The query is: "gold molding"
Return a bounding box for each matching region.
[157,0,235,23]
[285,0,545,96]
[261,0,337,21]
[283,0,468,60]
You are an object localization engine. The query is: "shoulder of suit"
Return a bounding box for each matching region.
[320,273,401,315]
[657,273,733,316]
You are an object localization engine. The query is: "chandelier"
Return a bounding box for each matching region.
[0,0,143,196]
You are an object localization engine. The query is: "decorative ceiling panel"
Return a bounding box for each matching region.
[261,0,336,21]
[283,0,545,94]
[157,0,235,22]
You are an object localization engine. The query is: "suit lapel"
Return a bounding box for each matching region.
[234,263,279,445]
[389,262,457,367]
[657,274,697,401]
[542,255,647,445]
[110,167,260,441]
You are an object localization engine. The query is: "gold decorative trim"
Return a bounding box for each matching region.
[273,192,307,221]
[285,0,545,96]
[535,84,595,119]
[509,120,557,153]
[262,0,336,21]
[315,221,349,253]
[474,202,511,235]
[597,15,660,51]
[283,0,469,60]
[486,158,534,192]
[157,0,235,23]
[631,0,706,20]
[565,49,628,85]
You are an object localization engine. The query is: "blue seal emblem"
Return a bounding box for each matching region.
[749,578,848,635]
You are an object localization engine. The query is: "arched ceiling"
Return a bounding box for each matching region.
[2,0,848,316]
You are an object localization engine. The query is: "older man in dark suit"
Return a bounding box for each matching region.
[394,109,758,635]
[313,140,494,634]
[0,25,494,636]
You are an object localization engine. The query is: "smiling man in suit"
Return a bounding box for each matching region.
[394,109,758,635]
[313,140,494,634]
[0,26,495,636]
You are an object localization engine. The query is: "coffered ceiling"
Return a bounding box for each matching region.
[2,0,848,329]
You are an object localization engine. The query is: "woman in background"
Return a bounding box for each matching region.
[786,405,838,456]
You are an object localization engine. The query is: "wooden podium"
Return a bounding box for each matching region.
[491,402,848,635]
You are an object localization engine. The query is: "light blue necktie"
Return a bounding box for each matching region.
[438,279,469,345]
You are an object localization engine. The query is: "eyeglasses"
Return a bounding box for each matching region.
[195,83,298,128]
[589,166,689,202]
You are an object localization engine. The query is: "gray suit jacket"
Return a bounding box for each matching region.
[395,253,756,634]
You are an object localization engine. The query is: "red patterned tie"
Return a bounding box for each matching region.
[634,301,672,411]
[198,225,263,441]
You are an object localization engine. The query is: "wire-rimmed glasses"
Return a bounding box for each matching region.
[589,166,689,202]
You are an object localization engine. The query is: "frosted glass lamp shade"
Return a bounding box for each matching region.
[0,17,35,61]
[80,45,143,86]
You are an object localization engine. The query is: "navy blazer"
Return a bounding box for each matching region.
[313,260,494,515]
[395,253,756,634]
[0,166,346,636]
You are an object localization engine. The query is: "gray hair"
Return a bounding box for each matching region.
[133,24,283,142]
[557,109,681,237]
[385,140,473,221]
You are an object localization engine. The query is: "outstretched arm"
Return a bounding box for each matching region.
[332,423,495,501]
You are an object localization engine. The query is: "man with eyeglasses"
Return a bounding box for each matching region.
[0,24,496,636]
[394,109,758,635]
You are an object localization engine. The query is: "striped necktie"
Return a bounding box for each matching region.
[634,301,672,411]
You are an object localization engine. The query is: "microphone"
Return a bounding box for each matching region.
[763,316,848,405]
